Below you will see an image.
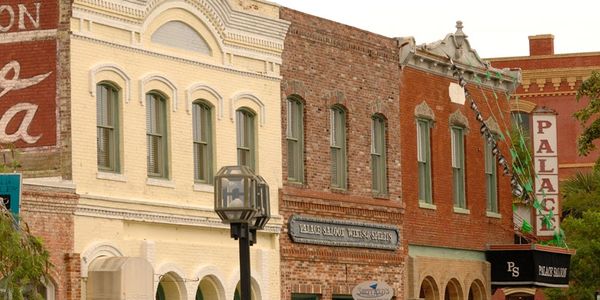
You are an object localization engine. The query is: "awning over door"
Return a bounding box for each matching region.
[87,257,154,300]
[486,244,575,288]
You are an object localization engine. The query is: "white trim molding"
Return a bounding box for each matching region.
[230,92,265,126]
[186,83,223,118]
[139,73,178,111]
[80,242,124,278]
[89,63,132,103]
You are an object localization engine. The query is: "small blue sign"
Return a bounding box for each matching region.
[0,173,21,215]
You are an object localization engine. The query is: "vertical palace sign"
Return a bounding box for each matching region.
[0,1,58,148]
[532,108,559,236]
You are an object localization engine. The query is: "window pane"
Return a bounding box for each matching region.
[330,107,346,189]
[146,93,167,178]
[236,109,255,170]
[193,102,212,183]
[452,127,465,208]
[97,84,119,172]
[417,119,432,203]
[485,139,498,212]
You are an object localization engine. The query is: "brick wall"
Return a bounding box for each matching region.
[279,8,404,300]
[20,184,78,300]
[400,67,514,250]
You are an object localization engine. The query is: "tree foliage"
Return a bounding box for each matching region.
[574,71,600,164]
[545,171,600,299]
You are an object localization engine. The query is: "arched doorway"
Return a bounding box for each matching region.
[233,279,259,300]
[467,280,485,300]
[156,272,186,300]
[444,278,463,300]
[195,275,223,300]
[419,276,439,300]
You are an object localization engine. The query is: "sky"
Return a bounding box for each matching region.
[272,0,600,58]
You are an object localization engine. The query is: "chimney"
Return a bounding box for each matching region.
[528,34,554,56]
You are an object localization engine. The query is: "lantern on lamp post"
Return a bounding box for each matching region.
[214,166,270,300]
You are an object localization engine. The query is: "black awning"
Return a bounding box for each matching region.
[486,244,575,288]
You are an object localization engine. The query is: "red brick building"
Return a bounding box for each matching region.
[488,34,600,300]
[398,23,518,300]
[279,8,405,300]
[0,0,77,299]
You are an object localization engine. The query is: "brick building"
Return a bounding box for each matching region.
[279,8,405,300]
[1,0,289,299]
[398,23,519,300]
[487,35,600,300]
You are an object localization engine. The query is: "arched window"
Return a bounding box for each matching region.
[97,83,120,172]
[330,105,347,189]
[287,96,304,183]
[193,101,213,184]
[146,92,169,178]
[236,108,256,170]
[371,114,387,195]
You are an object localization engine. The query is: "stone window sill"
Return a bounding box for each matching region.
[146,178,175,188]
[418,201,437,210]
[453,207,470,215]
[486,211,502,219]
[97,171,127,182]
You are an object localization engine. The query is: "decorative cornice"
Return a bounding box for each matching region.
[75,194,283,233]
[72,0,289,56]
[519,67,597,93]
[509,99,537,113]
[72,34,282,81]
[449,109,469,130]
[484,117,501,135]
[398,22,520,93]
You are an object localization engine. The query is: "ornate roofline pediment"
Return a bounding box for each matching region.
[398,21,521,93]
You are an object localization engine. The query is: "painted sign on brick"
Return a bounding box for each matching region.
[533,112,559,236]
[0,1,57,148]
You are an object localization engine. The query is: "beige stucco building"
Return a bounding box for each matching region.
[65,0,288,298]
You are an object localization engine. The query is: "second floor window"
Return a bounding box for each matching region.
[417,118,432,203]
[451,126,466,208]
[236,109,255,170]
[485,138,498,213]
[371,115,387,195]
[287,97,304,183]
[146,93,168,178]
[97,83,120,172]
[330,106,347,189]
[193,101,213,184]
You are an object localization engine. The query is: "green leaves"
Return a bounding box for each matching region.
[574,71,600,158]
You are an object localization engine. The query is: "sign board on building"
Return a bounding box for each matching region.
[351,280,394,300]
[532,110,559,236]
[0,1,58,148]
[288,214,400,250]
[0,173,22,215]
[486,245,573,288]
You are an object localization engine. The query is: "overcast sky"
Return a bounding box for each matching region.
[272,0,600,58]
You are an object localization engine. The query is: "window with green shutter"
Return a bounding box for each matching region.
[330,106,347,189]
[193,101,213,184]
[371,114,387,195]
[451,126,466,208]
[485,137,498,213]
[97,83,120,172]
[146,92,169,178]
[236,108,256,170]
[417,118,432,203]
[287,97,304,183]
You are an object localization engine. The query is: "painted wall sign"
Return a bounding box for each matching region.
[0,1,57,148]
[288,214,400,250]
[486,248,572,288]
[351,280,394,300]
[532,112,559,236]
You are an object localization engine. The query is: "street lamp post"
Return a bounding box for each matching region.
[214,166,270,300]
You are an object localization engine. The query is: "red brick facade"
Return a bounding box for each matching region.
[399,67,514,250]
[490,36,600,179]
[279,8,404,300]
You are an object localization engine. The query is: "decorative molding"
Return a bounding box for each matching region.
[398,22,520,92]
[139,73,178,110]
[414,101,435,120]
[449,110,469,129]
[484,117,501,135]
[186,83,223,118]
[192,265,227,299]
[509,99,537,113]
[89,63,132,103]
[230,92,266,126]
[80,242,124,277]
[72,34,282,81]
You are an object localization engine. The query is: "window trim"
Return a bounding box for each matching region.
[417,118,433,203]
[330,105,347,189]
[371,114,387,196]
[146,92,169,179]
[236,108,256,170]
[287,97,304,183]
[451,126,466,209]
[192,100,214,184]
[96,82,121,173]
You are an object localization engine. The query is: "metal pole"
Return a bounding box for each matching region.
[239,222,251,300]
